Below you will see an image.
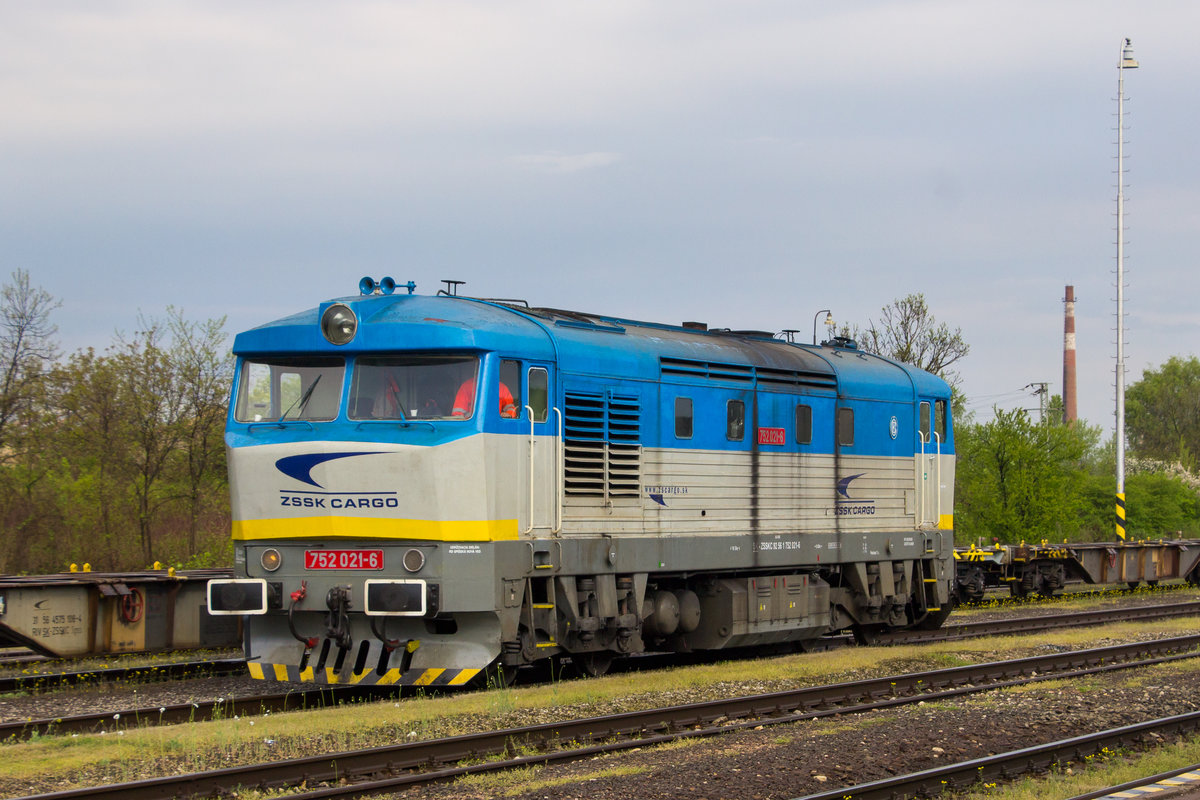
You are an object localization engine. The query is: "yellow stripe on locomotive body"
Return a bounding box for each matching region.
[232,516,518,542]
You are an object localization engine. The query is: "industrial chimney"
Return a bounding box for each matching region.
[1063,285,1077,423]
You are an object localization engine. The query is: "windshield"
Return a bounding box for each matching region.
[234,357,345,422]
[349,355,479,420]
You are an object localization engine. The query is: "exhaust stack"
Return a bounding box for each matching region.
[1063,285,1077,423]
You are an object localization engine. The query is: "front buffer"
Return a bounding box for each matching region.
[208,540,504,687]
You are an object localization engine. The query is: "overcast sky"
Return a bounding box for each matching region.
[4,1,1197,431]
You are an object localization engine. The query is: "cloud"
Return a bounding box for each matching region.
[509,151,623,174]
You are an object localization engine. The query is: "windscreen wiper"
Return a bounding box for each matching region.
[278,374,322,421]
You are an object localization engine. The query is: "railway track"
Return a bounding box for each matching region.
[0,656,245,694]
[9,599,1200,744]
[19,634,1200,799]
[796,711,1200,800]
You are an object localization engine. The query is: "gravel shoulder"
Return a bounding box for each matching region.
[1,590,1198,799]
[408,661,1200,800]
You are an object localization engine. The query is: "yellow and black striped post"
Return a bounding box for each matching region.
[1116,493,1126,541]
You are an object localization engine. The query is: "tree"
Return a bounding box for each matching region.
[47,348,131,568]
[168,309,232,556]
[115,321,189,564]
[954,408,1099,543]
[1126,356,1200,470]
[0,270,59,452]
[857,294,969,386]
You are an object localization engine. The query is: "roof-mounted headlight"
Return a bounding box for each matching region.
[321,303,357,345]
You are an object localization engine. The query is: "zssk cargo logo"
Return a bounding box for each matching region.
[275,452,400,510]
[834,472,876,516]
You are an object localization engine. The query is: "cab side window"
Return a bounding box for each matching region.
[919,402,932,443]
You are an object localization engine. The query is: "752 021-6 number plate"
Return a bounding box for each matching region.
[304,550,384,570]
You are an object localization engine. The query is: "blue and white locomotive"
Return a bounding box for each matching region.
[208,279,956,685]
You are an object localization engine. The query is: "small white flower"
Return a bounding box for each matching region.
[249,721,255,726]
[113,713,120,720]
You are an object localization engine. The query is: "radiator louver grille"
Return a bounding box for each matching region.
[564,391,641,498]
[661,357,835,390]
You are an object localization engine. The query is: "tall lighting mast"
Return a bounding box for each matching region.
[1115,38,1138,541]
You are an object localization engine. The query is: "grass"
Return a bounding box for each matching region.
[949,583,1200,621]
[0,648,243,681]
[454,763,648,796]
[3,616,1200,795]
[949,733,1200,799]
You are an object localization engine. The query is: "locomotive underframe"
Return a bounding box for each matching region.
[235,527,953,685]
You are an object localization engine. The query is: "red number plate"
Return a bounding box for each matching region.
[757,427,786,446]
[305,549,385,570]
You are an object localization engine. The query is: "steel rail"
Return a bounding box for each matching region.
[0,685,383,740]
[19,635,1200,800]
[882,599,1200,643]
[0,657,245,694]
[1063,761,1200,800]
[794,712,1200,800]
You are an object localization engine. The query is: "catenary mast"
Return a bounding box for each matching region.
[1115,38,1138,541]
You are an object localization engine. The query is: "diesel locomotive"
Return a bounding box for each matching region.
[208,279,956,685]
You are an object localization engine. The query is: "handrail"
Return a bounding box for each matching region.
[917,432,926,526]
[554,406,563,534]
[934,432,943,525]
[524,405,536,534]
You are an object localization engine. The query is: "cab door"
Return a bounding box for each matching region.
[916,399,942,527]
[522,362,560,534]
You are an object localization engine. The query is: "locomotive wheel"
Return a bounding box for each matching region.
[572,652,613,678]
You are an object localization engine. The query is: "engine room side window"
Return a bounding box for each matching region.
[235,357,344,423]
[350,355,478,420]
[528,367,548,422]
[675,397,693,439]
[726,399,745,441]
[795,403,812,444]
[836,407,854,446]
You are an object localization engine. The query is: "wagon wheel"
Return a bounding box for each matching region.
[120,588,145,624]
[480,658,520,688]
[572,652,613,678]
